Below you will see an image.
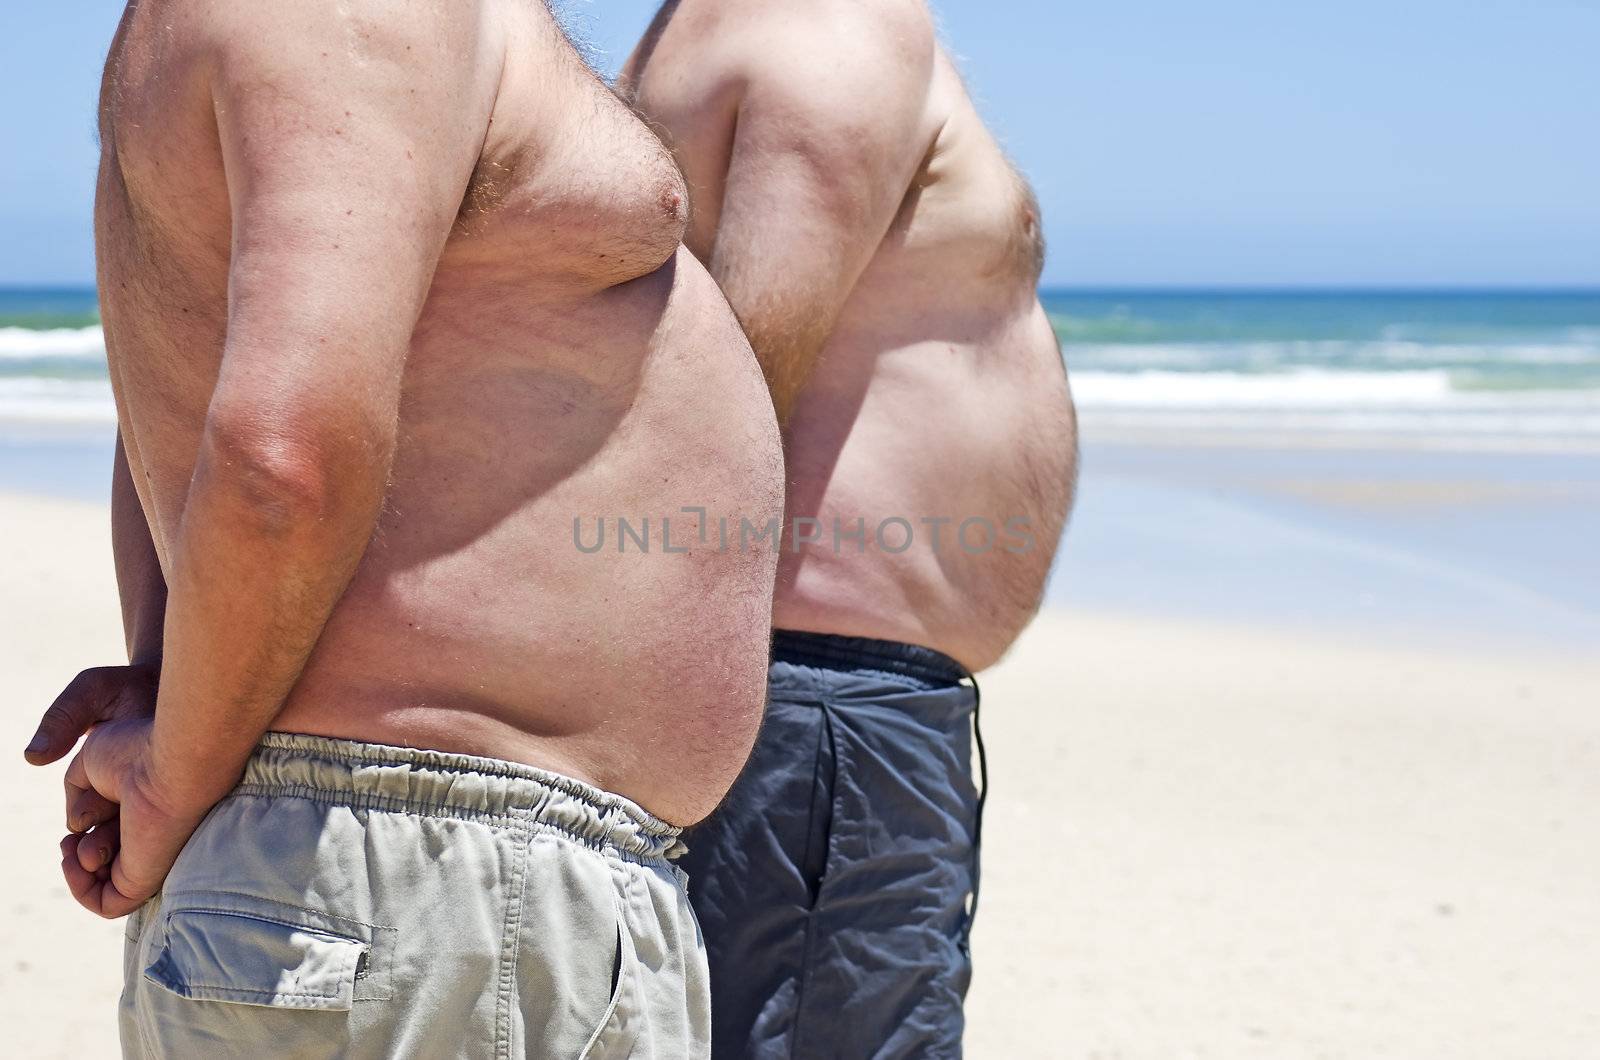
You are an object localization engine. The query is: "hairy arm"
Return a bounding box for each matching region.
[57,0,495,914]
[111,433,166,666]
[707,7,935,426]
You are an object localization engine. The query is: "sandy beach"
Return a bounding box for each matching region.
[3,488,1596,1057]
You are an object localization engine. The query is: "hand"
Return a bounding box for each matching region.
[25,663,159,768]
[23,664,203,919]
[58,714,208,919]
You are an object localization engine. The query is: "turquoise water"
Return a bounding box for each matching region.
[1043,289,1600,346]
[0,285,99,329]
[0,287,106,406]
[1037,289,1600,448]
[1042,289,1600,392]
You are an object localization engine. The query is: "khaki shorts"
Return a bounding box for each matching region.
[119,733,709,1058]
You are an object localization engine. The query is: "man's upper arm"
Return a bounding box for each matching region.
[706,4,935,417]
[199,0,495,445]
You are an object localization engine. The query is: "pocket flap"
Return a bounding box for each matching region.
[144,894,382,1010]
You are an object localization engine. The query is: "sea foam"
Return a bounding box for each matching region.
[0,325,106,360]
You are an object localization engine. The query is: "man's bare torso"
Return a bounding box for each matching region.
[96,0,783,825]
[625,0,1077,671]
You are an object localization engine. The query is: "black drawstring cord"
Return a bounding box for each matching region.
[967,674,987,938]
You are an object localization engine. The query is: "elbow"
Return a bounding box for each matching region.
[199,406,392,536]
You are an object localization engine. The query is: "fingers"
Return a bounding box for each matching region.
[63,733,128,812]
[77,817,121,874]
[60,834,101,906]
[60,832,147,920]
[65,784,118,834]
[63,745,115,830]
[51,715,174,920]
[63,743,120,834]
[26,667,117,765]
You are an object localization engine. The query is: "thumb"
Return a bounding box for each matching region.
[25,668,120,765]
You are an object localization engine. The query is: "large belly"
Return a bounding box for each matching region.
[776,302,1075,671]
[273,254,783,825]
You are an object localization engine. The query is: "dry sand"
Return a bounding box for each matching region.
[2,491,1596,1058]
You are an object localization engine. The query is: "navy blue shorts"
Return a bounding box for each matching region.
[680,630,985,1059]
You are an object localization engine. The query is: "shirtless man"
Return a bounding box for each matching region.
[21,1,782,1054]
[622,2,1077,1055]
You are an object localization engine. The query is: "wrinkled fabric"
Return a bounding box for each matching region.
[120,733,710,1059]
[680,631,981,1060]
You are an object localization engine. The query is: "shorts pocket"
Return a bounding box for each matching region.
[803,706,840,908]
[144,890,395,1010]
[579,879,642,1059]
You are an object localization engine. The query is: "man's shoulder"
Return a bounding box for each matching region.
[632,0,932,88]
[710,0,934,77]
[625,0,939,164]
[649,0,932,138]
[103,0,505,222]
[109,0,497,99]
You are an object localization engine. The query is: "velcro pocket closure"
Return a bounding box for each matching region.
[144,891,394,1010]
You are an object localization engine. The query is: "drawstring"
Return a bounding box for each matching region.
[967,675,987,939]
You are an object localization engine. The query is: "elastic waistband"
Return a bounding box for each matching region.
[771,629,969,687]
[241,733,683,862]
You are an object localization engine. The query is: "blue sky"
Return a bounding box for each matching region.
[2,1,1596,288]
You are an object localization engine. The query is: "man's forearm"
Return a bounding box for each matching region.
[146,424,391,813]
[112,434,168,667]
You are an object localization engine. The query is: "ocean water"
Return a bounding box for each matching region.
[1047,289,1600,450]
[5,287,1599,450]
[0,286,111,425]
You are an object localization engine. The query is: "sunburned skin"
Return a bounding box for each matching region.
[94,0,782,828]
[623,0,1078,672]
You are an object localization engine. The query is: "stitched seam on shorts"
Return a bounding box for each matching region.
[495,820,532,1060]
[162,895,388,934]
[158,983,350,1003]
[135,1004,159,1057]
[132,909,161,1058]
